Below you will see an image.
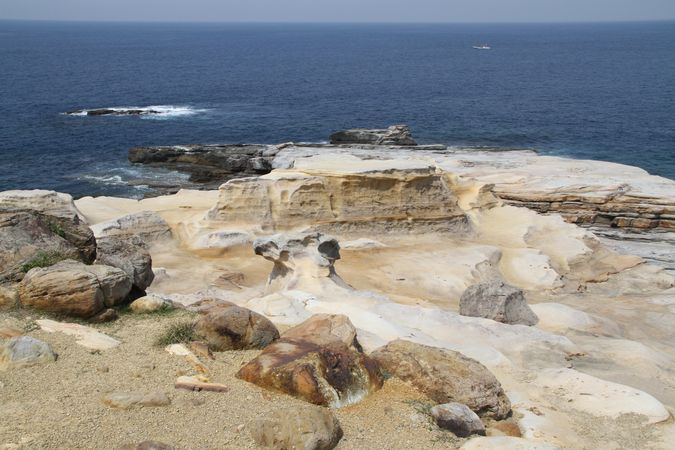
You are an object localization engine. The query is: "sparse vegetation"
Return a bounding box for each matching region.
[154,320,196,347]
[21,250,68,273]
[46,220,66,238]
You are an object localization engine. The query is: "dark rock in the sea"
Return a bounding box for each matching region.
[329,125,417,146]
[128,144,274,186]
[0,209,96,283]
[459,280,539,326]
[67,108,159,116]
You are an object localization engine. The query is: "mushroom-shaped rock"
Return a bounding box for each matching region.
[250,404,343,450]
[0,209,96,283]
[0,336,57,370]
[371,340,511,419]
[459,280,539,326]
[237,314,382,407]
[19,260,132,318]
[194,301,279,351]
[95,236,154,292]
[253,232,350,292]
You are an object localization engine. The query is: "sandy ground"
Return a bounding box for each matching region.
[0,308,511,450]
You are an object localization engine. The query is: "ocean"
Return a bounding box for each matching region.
[1,20,673,198]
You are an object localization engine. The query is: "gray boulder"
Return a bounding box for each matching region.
[459,280,539,326]
[329,125,417,146]
[250,405,343,450]
[0,336,57,370]
[95,236,154,292]
[194,301,279,351]
[431,402,486,437]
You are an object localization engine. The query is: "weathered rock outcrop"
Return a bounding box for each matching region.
[19,260,132,318]
[237,314,383,407]
[459,280,539,326]
[329,125,417,146]
[0,336,57,370]
[254,233,349,291]
[0,209,96,283]
[371,340,511,419]
[95,236,154,292]
[206,166,469,233]
[194,302,280,351]
[90,211,172,243]
[250,405,343,450]
[129,144,273,185]
[0,190,85,221]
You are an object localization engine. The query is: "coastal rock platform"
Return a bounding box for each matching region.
[1,138,674,449]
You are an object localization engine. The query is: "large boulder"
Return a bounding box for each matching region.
[250,404,343,450]
[0,336,57,370]
[194,302,280,351]
[19,260,132,318]
[329,125,417,146]
[459,280,539,326]
[95,236,154,292]
[0,209,96,283]
[371,340,511,419]
[253,233,349,292]
[90,211,172,243]
[237,314,383,407]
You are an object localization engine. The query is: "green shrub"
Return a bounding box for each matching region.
[47,221,66,238]
[155,321,196,347]
[21,251,68,273]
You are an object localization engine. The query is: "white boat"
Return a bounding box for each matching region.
[472,44,491,50]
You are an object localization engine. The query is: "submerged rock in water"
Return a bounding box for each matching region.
[459,280,539,326]
[329,125,417,146]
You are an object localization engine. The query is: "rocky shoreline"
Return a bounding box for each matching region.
[1,126,674,449]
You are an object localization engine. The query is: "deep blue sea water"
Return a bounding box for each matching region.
[1,21,674,198]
